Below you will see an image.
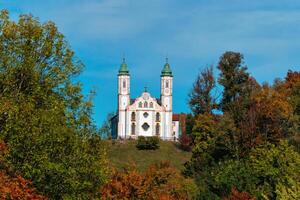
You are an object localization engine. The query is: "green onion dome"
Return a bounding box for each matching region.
[118,58,129,75]
[161,58,173,77]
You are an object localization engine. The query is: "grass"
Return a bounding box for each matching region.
[105,140,192,172]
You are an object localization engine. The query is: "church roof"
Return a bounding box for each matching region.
[118,58,129,75]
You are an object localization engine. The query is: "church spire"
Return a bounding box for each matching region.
[161,57,173,77]
[118,56,129,75]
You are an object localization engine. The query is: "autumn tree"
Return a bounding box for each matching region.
[189,66,217,116]
[274,70,300,151]
[185,51,299,199]
[0,10,108,198]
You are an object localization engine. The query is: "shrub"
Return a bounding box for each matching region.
[223,188,256,200]
[178,134,193,151]
[136,136,160,150]
[100,161,195,200]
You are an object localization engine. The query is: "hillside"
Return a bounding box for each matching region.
[106,140,192,171]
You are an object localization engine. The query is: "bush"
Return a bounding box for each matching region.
[100,161,195,199]
[178,134,193,151]
[136,136,160,150]
[223,188,256,200]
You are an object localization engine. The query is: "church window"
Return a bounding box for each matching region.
[156,123,160,135]
[156,113,160,122]
[131,123,136,135]
[123,80,126,88]
[150,102,153,108]
[131,112,136,121]
[142,123,150,131]
[139,102,142,108]
[166,80,169,88]
[144,101,148,108]
[143,112,149,118]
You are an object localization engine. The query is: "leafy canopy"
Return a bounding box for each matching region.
[0,10,108,199]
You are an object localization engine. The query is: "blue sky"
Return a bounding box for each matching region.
[1,0,300,126]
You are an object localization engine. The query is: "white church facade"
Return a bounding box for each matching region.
[111,58,183,140]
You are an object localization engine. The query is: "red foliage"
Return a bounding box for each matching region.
[223,188,256,200]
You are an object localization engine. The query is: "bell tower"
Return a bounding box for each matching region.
[161,58,173,139]
[118,58,130,138]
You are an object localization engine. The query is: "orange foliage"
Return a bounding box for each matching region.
[223,188,256,200]
[238,85,293,153]
[0,140,47,199]
[0,172,47,200]
[285,70,300,89]
[100,161,189,200]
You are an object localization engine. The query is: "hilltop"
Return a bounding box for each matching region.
[105,140,192,172]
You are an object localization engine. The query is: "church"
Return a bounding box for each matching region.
[111,58,184,140]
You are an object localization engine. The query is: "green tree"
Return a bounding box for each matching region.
[214,141,300,199]
[0,10,108,199]
[183,114,218,180]
[217,51,257,122]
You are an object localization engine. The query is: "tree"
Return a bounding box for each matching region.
[185,113,195,135]
[214,141,300,199]
[99,112,115,139]
[189,66,216,115]
[183,113,218,178]
[240,85,293,146]
[217,51,258,122]
[0,140,47,199]
[185,113,238,171]
[0,10,108,198]
[274,70,300,151]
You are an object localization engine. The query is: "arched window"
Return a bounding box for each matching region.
[156,113,160,122]
[166,80,169,88]
[156,123,160,135]
[138,102,142,108]
[131,112,136,121]
[150,102,153,108]
[144,101,148,108]
[131,123,136,135]
[123,80,126,88]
